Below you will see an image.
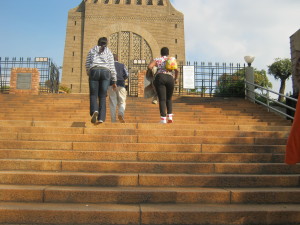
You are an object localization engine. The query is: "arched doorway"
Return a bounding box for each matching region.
[108,31,153,67]
[108,31,153,96]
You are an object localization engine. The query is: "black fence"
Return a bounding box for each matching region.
[0,57,60,94]
[128,61,246,97]
[1,58,244,97]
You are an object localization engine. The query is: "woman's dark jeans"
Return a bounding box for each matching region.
[89,67,111,122]
[153,73,174,117]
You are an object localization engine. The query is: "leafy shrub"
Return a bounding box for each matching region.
[215,74,245,97]
[59,84,71,93]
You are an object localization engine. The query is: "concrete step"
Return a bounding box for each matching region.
[2,114,289,124]
[0,150,284,163]
[0,126,290,138]
[0,107,287,121]
[0,115,290,126]
[0,132,288,145]
[0,202,139,225]
[140,203,300,225]
[0,107,290,116]
[72,143,285,153]
[0,140,286,153]
[1,185,300,204]
[0,159,299,174]
[0,202,299,225]
[0,171,298,187]
[0,120,291,132]
[133,152,284,163]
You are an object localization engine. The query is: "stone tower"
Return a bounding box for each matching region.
[62,0,185,93]
[290,29,300,94]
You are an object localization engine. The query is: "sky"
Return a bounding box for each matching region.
[0,0,299,95]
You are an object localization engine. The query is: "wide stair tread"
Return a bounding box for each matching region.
[0,202,300,225]
[1,184,300,204]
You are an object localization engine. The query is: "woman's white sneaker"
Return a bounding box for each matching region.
[160,117,167,124]
[167,114,173,123]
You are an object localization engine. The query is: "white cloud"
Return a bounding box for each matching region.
[171,0,300,94]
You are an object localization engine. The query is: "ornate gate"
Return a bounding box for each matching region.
[109,31,153,67]
[108,31,153,96]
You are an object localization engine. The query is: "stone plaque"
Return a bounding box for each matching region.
[17,73,32,90]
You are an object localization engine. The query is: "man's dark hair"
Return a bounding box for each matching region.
[98,37,108,53]
[98,37,108,46]
[161,47,169,56]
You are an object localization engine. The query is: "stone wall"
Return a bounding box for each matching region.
[137,70,147,97]
[10,68,40,95]
[290,29,300,94]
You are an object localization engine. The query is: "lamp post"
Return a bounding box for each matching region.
[244,55,255,102]
[244,56,255,67]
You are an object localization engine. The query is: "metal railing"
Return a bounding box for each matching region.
[0,57,60,94]
[178,62,245,97]
[245,80,298,120]
[127,60,246,97]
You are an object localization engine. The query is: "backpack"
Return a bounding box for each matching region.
[165,57,178,71]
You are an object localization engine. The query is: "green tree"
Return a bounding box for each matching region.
[215,68,272,97]
[268,58,292,102]
[254,69,272,89]
[233,68,272,89]
[215,73,245,97]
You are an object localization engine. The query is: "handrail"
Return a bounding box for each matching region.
[244,80,297,120]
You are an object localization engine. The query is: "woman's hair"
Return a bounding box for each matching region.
[98,37,108,53]
[161,47,169,56]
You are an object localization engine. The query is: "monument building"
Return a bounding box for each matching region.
[290,29,300,94]
[62,0,185,93]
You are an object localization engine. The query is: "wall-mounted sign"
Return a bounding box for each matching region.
[183,66,195,89]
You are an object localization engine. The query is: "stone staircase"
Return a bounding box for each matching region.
[0,93,299,225]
